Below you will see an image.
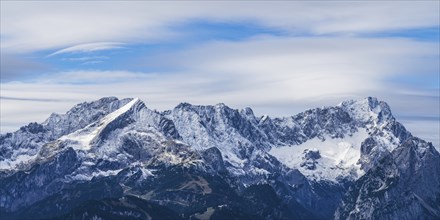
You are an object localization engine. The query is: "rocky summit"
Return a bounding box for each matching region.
[1,97,439,220]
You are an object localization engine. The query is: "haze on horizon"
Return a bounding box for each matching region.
[1,1,439,148]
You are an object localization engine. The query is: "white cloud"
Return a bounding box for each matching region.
[135,36,438,103]
[1,1,438,53]
[2,36,438,111]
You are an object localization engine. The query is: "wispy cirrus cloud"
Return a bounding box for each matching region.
[62,56,109,62]
[3,36,438,116]
[61,56,109,65]
[135,36,438,101]
[47,42,125,57]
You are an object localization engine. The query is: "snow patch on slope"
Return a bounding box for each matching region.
[0,154,36,171]
[269,128,369,182]
[66,168,124,181]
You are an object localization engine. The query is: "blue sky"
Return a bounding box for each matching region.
[1,1,439,147]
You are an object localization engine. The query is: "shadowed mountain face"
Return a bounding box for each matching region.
[1,97,439,220]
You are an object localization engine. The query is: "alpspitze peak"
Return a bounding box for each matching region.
[58,97,144,150]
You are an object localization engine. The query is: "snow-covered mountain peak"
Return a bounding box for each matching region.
[339,97,393,126]
[43,97,135,137]
[59,98,143,150]
[174,102,232,114]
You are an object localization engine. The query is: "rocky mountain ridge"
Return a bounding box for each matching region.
[0,97,438,219]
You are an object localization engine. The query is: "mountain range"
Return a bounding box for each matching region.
[1,97,439,220]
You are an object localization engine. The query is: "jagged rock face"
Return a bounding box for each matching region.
[335,137,440,220]
[0,147,81,211]
[0,96,438,220]
[280,107,355,142]
[300,149,321,170]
